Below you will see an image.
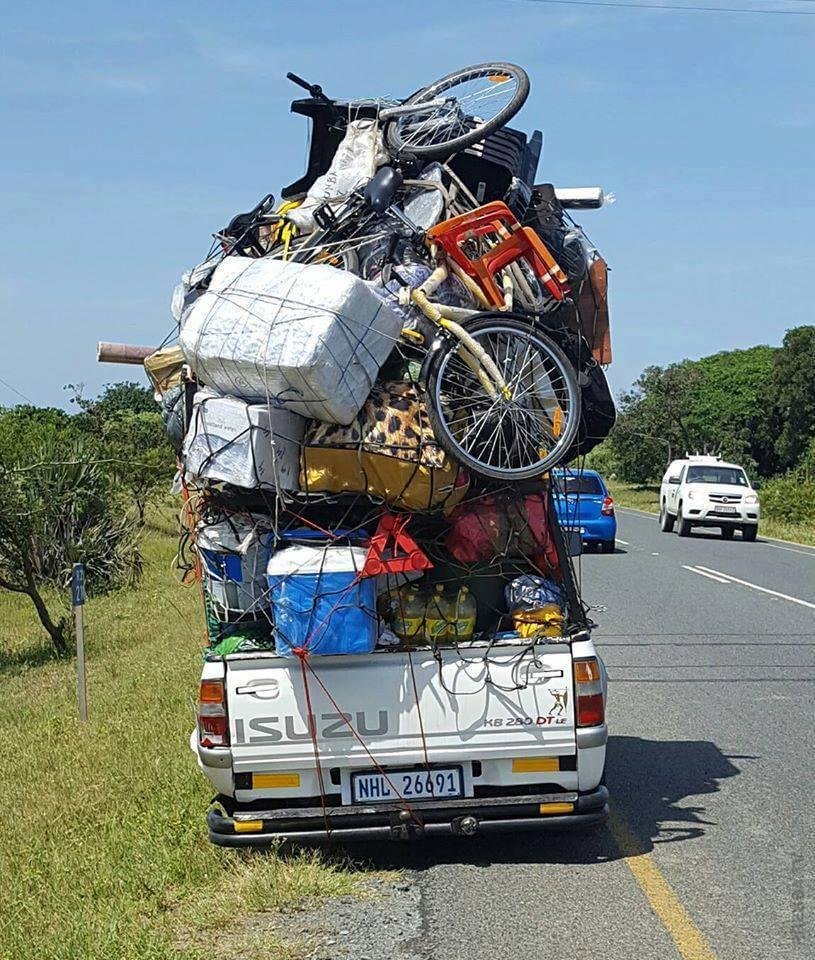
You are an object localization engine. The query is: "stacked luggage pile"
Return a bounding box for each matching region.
[148,63,616,659]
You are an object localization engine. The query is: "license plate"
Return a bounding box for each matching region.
[713,505,737,514]
[351,767,463,803]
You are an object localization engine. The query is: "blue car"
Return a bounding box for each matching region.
[552,468,617,553]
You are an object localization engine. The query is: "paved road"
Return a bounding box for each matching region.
[348,510,815,960]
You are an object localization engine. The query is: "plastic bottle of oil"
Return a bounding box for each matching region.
[390,585,425,643]
[423,585,450,643]
[444,585,477,643]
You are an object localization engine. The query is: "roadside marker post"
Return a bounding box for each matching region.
[72,563,88,722]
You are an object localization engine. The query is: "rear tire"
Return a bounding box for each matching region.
[742,525,758,542]
[676,506,691,537]
[659,505,675,533]
[599,539,615,554]
[721,527,735,539]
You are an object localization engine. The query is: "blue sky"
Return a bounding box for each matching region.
[1,0,813,408]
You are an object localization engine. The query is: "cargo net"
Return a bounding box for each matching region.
[178,467,581,661]
[175,284,590,665]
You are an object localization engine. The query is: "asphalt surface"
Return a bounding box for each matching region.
[310,510,815,960]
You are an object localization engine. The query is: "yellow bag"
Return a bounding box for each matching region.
[144,345,184,398]
[513,603,565,638]
[301,382,468,512]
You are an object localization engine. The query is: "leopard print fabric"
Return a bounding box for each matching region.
[305,381,447,468]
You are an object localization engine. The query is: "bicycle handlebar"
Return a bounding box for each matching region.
[286,71,329,102]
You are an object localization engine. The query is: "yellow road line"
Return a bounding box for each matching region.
[609,812,718,960]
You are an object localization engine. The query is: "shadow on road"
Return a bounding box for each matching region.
[606,735,747,848]
[679,530,753,543]
[327,735,746,872]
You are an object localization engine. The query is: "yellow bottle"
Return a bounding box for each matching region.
[390,585,425,642]
[446,585,477,642]
[422,585,450,643]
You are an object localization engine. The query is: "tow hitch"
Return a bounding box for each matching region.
[390,808,425,840]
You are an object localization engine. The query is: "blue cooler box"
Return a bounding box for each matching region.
[267,543,377,657]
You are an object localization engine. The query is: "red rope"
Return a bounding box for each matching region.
[298,654,424,829]
[295,648,332,838]
[406,648,432,772]
[276,537,427,835]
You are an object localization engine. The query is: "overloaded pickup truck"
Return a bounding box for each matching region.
[192,631,609,844]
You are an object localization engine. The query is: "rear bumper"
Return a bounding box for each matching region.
[581,520,617,543]
[685,508,759,525]
[207,785,609,845]
[556,516,616,543]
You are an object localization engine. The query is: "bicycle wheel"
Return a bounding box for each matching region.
[425,315,580,481]
[386,63,529,160]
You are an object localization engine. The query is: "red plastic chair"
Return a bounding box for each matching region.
[426,201,569,308]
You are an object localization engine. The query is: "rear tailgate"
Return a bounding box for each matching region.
[226,645,575,776]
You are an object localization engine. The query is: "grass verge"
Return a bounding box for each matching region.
[0,513,373,960]
[608,481,815,546]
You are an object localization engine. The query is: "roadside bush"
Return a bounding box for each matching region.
[0,426,142,655]
[759,475,815,525]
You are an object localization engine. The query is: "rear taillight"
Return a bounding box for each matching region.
[574,658,605,727]
[198,679,229,747]
[601,496,615,516]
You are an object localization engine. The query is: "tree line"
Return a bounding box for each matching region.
[588,325,815,521]
[2,326,813,654]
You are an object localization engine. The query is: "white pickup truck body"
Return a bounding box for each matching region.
[193,633,609,843]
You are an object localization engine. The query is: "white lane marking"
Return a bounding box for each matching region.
[695,566,815,610]
[682,565,731,584]
[616,538,630,545]
[759,540,815,558]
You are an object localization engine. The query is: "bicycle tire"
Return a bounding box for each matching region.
[385,62,530,160]
[425,314,581,481]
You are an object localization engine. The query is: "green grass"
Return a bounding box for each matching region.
[0,510,371,960]
[608,481,815,546]
[606,481,660,515]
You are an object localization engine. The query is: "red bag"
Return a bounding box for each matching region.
[444,492,560,574]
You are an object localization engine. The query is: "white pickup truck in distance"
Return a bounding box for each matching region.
[659,455,761,541]
[192,633,609,844]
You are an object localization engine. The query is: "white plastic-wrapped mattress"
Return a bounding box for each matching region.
[179,256,402,424]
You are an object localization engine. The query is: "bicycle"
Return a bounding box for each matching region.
[214,68,579,482]
[404,257,581,482]
[286,62,530,164]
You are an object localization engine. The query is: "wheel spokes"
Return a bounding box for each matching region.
[434,325,575,476]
